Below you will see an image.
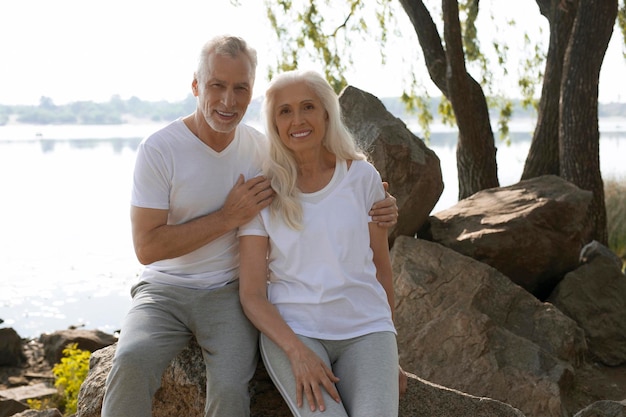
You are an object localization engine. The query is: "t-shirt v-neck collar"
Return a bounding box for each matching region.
[181,119,239,157]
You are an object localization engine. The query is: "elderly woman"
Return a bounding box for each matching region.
[238,70,405,417]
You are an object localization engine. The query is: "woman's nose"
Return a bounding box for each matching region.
[291,110,303,125]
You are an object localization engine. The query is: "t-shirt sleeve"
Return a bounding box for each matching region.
[237,212,269,237]
[364,162,386,223]
[131,140,171,210]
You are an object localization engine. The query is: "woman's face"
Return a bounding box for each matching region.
[273,81,328,155]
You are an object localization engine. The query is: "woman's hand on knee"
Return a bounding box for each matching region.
[289,347,341,411]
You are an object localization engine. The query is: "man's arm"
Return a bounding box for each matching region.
[131,175,273,265]
[369,182,398,228]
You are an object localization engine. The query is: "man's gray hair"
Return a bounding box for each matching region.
[195,35,257,85]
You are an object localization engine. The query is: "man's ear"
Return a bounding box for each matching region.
[192,79,199,97]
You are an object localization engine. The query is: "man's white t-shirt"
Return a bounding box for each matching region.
[239,159,396,340]
[131,118,268,289]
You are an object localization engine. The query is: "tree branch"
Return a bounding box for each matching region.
[398,0,449,97]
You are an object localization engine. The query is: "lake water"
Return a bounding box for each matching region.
[1,121,624,339]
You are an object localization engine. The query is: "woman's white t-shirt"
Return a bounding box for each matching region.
[239,159,396,340]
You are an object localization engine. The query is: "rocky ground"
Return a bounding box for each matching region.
[0,338,55,391]
[1,337,625,416]
[565,359,626,412]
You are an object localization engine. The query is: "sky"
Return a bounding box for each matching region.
[1,0,625,107]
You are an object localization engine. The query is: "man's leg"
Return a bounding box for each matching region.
[101,282,193,417]
[189,281,259,417]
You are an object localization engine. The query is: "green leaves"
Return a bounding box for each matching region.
[263,0,396,94]
[52,343,91,415]
[618,0,626,59]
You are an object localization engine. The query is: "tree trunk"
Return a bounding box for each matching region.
[397,0,449,97]
[400,0,499,200]
[522,0,577,180]
[443,0,499,199]
[560,0,616,244]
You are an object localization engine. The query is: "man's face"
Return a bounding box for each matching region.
[195,53,254,134]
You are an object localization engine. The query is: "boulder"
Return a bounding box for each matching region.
[339,85,444,246]
[579,240,624,270]
[391,236,587,417]
[39,329,117,365]
[425,175,593,298]
[0,398,29,417]
[573,400,626,417]
[11,410,63,417]
[77,341,291,417]
[0,383,57,402]
[401,371,526,417]
[549,256,626,366]
[77,341,527,417]
[0,328,25,367]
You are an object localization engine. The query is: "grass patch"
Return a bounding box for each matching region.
[605,176,626,265]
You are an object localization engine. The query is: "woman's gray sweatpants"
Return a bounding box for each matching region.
[260,331,399,417]
[101,280,259,417]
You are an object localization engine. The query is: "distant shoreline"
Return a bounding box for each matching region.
[1,116,626,143]
[3,115,626,128]
[0,120,168,142]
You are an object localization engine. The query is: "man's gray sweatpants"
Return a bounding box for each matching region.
[101,280,258,417]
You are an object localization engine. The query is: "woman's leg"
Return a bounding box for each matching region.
[332,332,399,417]
[259,333,349,417]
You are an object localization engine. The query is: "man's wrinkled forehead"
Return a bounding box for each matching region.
[200,51,256,85]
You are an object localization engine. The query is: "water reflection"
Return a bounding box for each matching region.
[0,138,140,338]
[40,140,55,153]
[36,137,143,154]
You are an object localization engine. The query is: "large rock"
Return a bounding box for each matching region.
[76,341,292,417]
[391,236,587,417]
[426,175,593,298]
[0,383,57,403]
[401,371,526,417]
[573,400,626,417]
[11,410,63,417]
[579,240,625,270]
[339,85,444,246]
[77,341,527,417]
[549,255,626,366]
[0,328,25,367]
[40,329,117,365]
[0,398,29,417]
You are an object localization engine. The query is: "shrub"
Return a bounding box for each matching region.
[605,177,626,268]
[52,343,91,415]
[26,397,58,411]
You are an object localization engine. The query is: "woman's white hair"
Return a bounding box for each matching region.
[262,69,366,229]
